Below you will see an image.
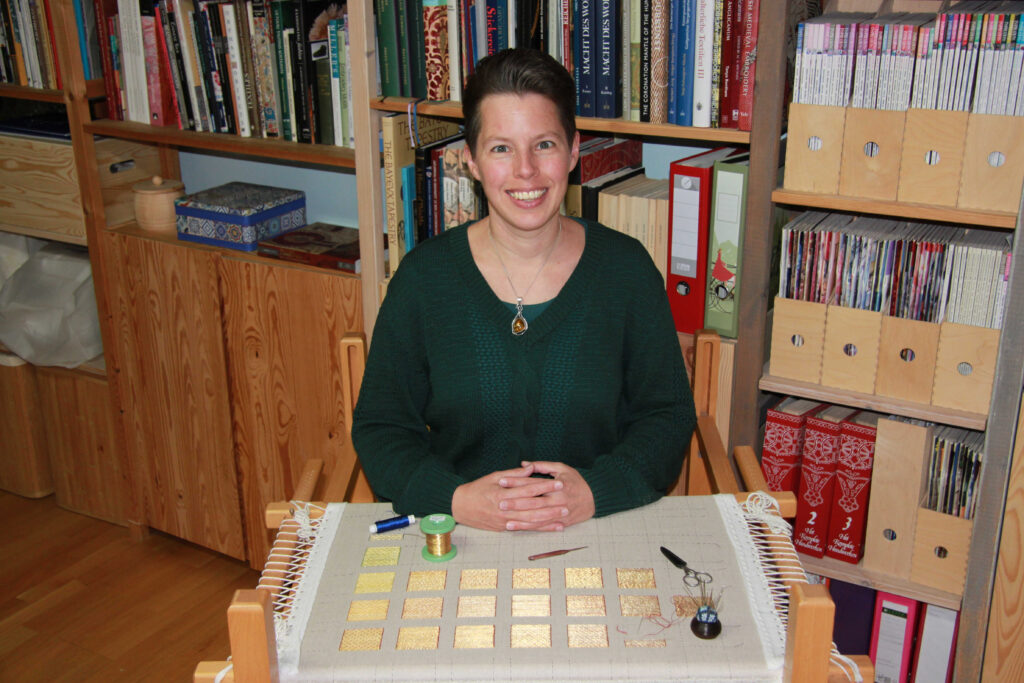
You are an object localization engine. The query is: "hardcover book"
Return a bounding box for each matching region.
[423,0,450,101]
[760,397,825,493]
[257,222,385,271]
[793,404,859,558]
[824,410,882,564]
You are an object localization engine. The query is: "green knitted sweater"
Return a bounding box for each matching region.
[352,219,695,518]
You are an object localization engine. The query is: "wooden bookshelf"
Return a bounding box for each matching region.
[772,188,1018,230]
[0,222,88,247]
[758,372,988,431]
[83,120,357,169]
[0,79,106,103]
[799,553,961,610]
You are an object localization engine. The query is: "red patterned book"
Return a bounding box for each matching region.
[423,0,450,101]
[793,405,859,558]
[736,0,759,131]
[760,397,825,493]
[571,138,644,184]
[824,411,883,564]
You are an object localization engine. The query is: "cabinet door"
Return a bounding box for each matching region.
[219,259,363,568]
[105,234,245,559]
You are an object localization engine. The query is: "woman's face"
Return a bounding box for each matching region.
[466,92,579,235]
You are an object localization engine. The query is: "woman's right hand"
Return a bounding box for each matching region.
[451,463,569,532]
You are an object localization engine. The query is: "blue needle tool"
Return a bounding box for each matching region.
[370,514,416,533]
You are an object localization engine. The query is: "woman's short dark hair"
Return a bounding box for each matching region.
[462,48,577,155]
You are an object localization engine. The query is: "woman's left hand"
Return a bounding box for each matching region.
[499,461,595,531]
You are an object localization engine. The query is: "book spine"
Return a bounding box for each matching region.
[691,0,712,126]
[578,137,641,181]
[141,0,171,125]
[206,2,238,133]
[423,0,450,101]
[760,409,808,493]
[647,0,666,123]
[92,0,123,118]
[328,17,343,144]
[394,0,411,95]
[718,0,738,126]
[271,0,293,139]
[709,0,722,126]
[594,0,618,117]
[156,0,190,128]
[290,0,311,142]
[249,0,280,137]
[231,0,259,133]
[824,420,877,564]
[638,0,649,120]
[408,0,428,99]
[577,0,594,115]
[374,0,401,96]
[447,0,460,99]
[736,0,757,131]
[793,415,842,558]
[220,3,251,135]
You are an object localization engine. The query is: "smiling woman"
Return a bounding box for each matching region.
[352,48,697,535]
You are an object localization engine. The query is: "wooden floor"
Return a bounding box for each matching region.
[0,491,258,682]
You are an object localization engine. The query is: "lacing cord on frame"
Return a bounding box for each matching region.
[740,492,864,683]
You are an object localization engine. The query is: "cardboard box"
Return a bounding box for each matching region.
[175,182,306,251]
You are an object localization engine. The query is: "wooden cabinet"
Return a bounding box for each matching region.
[104,232,245,558]
[219,257,363,565]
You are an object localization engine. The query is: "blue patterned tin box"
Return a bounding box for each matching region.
[174,182,306,251]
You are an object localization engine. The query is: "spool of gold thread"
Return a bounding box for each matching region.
[420,514,457,562]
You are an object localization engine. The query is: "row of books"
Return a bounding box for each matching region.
[372,0,771,129]
[823,579,959,683]
[92,0,355,144]
[763,397,986,564]
[793,3,1024,115]
[777,211,1013,329]
[0,0,101,87]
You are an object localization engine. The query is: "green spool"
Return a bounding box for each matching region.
[420,513,457,562]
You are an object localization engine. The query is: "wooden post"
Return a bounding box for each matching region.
[785,583,834,683]
[227,589,278,683]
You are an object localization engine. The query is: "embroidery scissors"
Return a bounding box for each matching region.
[660,546,713,587]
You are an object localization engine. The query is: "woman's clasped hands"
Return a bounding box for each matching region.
[451,461,595,532]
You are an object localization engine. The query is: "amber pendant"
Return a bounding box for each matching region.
[511,299,527,336]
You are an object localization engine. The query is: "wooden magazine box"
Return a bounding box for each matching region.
[897,109,969,207]
[862,419,932,579]
[768,297,826,384]
[931,322,1000,415]
[783,104,846,195]
[874,316,939,403]
[820,305,882,394]
[958,113,1024,213]
[838,109,905,201]
[910,508,972,596]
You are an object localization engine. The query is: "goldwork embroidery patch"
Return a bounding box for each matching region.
[624,638,667,648]
[396,626,440,650]
[567,623,609,648]
[564,567,603,589]
[616,568,656,589]
[354,572,395,594]
[339,627,383,651]
[453,624,495,649]
[346,599,389,621]
[566,594,606,617]
[406,570,447,591]
[512,567,550,589]
[402,596,443,619]
[457,595,497,618]
[619,594,661,617]
[511,594,551,617]
[460,568,498,590]
[510,623,551,648]
[361,546,400,567]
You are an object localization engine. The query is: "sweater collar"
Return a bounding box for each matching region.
[451,218,605,342]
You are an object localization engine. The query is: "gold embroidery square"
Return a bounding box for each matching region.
[510,623,551,648]
[354,572,395,594]
[406,570,447,592]
[339,627,383,651]
[512,567,550,589]
[402,596,443,619]
[616,568,656,589]
[457,595,497,618]
[564,567,603,589]
[566,594,606,617]
[567,623,608,648]
[619,595,661,617]
[372,532,404,541]
[361,546,400,567]
[673,594,699,618]
[396,626,440,650]
[347,599,390,621]
[453,624,495,649]
[511,594,550,617]
[625,639,667,648]
[460,568,498,590]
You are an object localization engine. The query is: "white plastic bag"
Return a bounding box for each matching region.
[0,243,102,368]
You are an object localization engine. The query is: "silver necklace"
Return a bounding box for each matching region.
[488,218,562,336]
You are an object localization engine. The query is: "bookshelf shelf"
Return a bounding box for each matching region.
[82,120,357,169]
[772,188,1018,230]
[108,224,362,279]
[758,372,988,431]
[0,222,88,247]
[799,553,961,611]
[0,79,105,102]
[369,97,752,144]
